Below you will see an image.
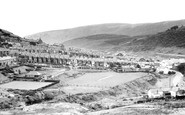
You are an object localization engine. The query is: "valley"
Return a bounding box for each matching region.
[1,20,185,115]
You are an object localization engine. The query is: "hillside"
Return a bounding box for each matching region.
[0,28,45,48]
[26,19,185,44]
[63,34,135,51]
[64,26,185,55]
[117,26,185,53]
[0,29,23,47]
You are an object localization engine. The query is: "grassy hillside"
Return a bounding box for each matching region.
[64,26,185,55]
[26,20,185,44]
[130,27,185,47]
[63,34,134,51]
[111,26,185,54]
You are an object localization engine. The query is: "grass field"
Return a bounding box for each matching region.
[0,81,53,90]
[62,72,148,94]
[66,72,148,87]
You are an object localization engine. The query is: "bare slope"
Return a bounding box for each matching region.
[26,19,185,44]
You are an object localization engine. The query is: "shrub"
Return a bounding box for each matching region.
[0,99,12,109]
[44,92,54,100]
[176,63,185,75]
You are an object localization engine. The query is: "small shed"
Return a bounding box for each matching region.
[156,67,171,75]
[13,66,32,74]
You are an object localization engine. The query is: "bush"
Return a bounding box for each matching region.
[159,71,164,74]
[0,99,12,109]
[176,63,185,75]
[44,92,54,100]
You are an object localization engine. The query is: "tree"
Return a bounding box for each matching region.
[176,63,185,75]
[170,26,178,30]
[38,38,43,44]
[44,92,54,100]
[136,64,141,68]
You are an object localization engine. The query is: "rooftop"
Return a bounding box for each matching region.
[0,56,15,61]
[0,48,9,51]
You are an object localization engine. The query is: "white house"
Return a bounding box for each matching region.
[148,88,163,98]
[148,87,178,98]
[172,71,184,87]
[156,67,171,75]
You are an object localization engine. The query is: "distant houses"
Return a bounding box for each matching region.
[0,48,9,57]
[0,56,16,69]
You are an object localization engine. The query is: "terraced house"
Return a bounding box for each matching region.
[0,56,16,69]
[0,48,9,57]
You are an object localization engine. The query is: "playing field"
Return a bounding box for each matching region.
[0,81,53,90]
[66,72,148,87]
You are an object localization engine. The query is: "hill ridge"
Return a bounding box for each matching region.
[25,19,185,44]
[63,26,185,55]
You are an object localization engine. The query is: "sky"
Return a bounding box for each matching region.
[0,0,185,37]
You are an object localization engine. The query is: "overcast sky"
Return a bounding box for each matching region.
[1,0,185,37]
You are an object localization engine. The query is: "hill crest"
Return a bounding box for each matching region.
[25,19,185,44]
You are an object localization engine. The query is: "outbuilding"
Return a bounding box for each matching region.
[148,88,163,98]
